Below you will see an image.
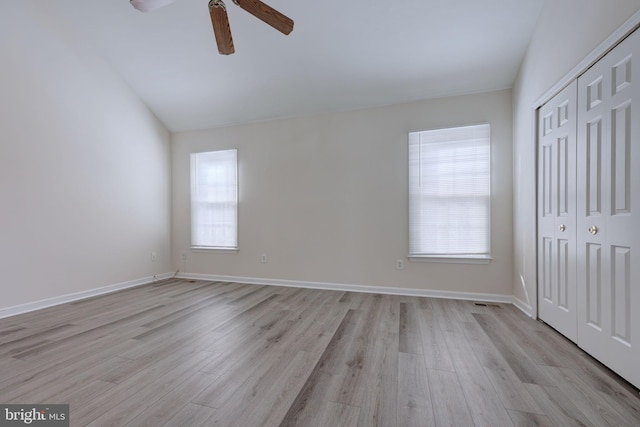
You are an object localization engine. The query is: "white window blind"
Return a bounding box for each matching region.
[191,149,238,249]
[408,124,491,260]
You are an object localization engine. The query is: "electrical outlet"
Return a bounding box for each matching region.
[151,252,158,262]
[181,252,187,261]
[396,259,404,270]
[260,253,268,263]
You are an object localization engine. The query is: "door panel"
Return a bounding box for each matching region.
[576,28,640,389]
[542,237,553,302]
[612,101,631,214]
[585,243,602,329]
[586,118,602,215]
[557,238,569,310]
[537,81,578,342]
[611,245,630,346]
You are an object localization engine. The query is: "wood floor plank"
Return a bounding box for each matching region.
[599,390,640,427]
[64,380,118,410]
[124,372,219,427]
[427,368,474,426]
[357,331,399,427]
[317,401,360,427]
[286,290,344,339]
[139,294,224,329]
[132,301,237,342]
[457,372,515,427]
[534,327,640,422]
[525,383,596,427]
[297,301,351,354]
[279,309,355,426]
[119,324,221,361]
[278,297,387,423]
[490,307,573,368]
[192,326,305,409]
[460,315,543,415]
[461,318,519,376]
[337,291,366,308]
[12,306,166,360]
[473,313,555,386]
[0,356,28,382]
[329,296,386,407]
[431,297,466,333]
[453,299,484,322]
[0,331,146,402]
[399,302,423,354]
[0,323,74,350]
[397,351,435,427]
[417,307,455,372]
[436,319,516,426]
[0,335,53,358]
[379,294,401,334]
[198,308,295,378]
[540,365,639,426]
[8,352,130,404]
[219,350,321,427]
[162,403,216,427]
[507,410,555,427]
[81,350,212,426]
[0,324,25,336]
[415,296,434,310]
[483,366,545,415]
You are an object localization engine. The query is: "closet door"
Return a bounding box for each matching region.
[537,81,578,342]
[576,29,640,388]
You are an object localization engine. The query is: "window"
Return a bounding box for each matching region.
[190,149,238,250]
[408,124,491,262]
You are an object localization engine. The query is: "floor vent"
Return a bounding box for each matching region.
[474,302,501,308]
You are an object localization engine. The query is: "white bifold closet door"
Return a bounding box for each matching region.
[576,29,640,389]
[537,81,578,343]
[538,27,640,389]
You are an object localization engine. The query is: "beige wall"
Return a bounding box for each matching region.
[0,2,172,310]
[12,0,617,311]
[172,90,514,296]
[512,1,640,310]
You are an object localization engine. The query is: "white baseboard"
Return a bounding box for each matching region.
[0,273,174,320]
[176,272,514,304]
[511,296,534,318]
[0,272,520,320]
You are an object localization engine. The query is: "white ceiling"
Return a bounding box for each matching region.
[55,0,544,132]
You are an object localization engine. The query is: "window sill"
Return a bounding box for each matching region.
[409,255,492,265]
[191,246,239,254]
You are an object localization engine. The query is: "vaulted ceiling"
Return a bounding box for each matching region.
[54,0,544,131]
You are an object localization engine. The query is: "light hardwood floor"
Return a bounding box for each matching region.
[0,279,639,426]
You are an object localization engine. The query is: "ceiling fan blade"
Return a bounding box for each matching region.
[209,0,235,55]
[234,0,294,35]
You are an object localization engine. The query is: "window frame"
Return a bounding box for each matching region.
[408,123,492,264]
[190,149,239,252]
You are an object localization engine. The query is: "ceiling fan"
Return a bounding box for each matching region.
[130,0,294,55]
